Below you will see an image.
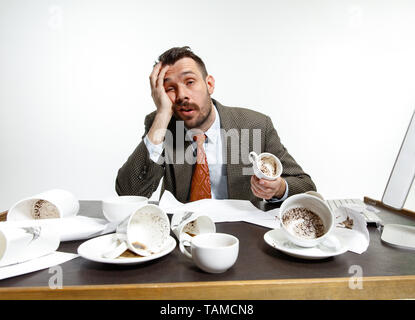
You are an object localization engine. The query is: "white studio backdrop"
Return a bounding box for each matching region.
[1,0,414,211]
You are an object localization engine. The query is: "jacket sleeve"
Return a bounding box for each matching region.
[264,116,317,196]
[115,114,165,198]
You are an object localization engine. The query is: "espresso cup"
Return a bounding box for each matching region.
[102,195,148,223]
[0,224,60,267]
[102,204,170,259]
[7,189,79,221]
[171,211,216,242]
[279,193,335,248]
[179,233,239,273]
[249,151,283,181]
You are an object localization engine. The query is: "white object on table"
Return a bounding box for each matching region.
[264,229,348,260]
[0,251,78,280]
[77,233,176,265]
[159,190,280,229]
[0,216,117,242]
[381,224,415,250]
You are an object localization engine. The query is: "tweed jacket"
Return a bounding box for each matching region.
[115,99,316,206]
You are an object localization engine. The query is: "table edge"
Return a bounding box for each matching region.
[1,275,414,300]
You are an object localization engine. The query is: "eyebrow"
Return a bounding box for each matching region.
[164,71,197,83]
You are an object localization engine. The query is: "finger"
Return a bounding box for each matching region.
[149,62,162,89]
[156,64,169,89]
[254,179,275,194]
[251,176,272,194]
[251,182,273,199]
[250,183,263,198]
[258,178,280,189]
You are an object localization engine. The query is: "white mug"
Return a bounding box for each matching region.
[279,193,337,248]
[102,204,170,259]
[102,195,148,223]
[171,211,216,242]
[7,189,79,221]
[0,224,60,267]
[249,151,283,181]
[179,233,239,273]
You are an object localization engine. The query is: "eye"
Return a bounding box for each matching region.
[186,80,195,86]
[166,87,175,92]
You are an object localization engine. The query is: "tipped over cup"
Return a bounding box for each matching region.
[279,193,338,248]
[7,189,79,221]
[171,211,216,242]
[102,204,170,259]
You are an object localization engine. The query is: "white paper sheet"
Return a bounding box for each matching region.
[333,206,370,254]
[159,191,281,229]
[0,216,117,242]
[0,251,78,280]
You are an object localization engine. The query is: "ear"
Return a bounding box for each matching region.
[206,75,215,95]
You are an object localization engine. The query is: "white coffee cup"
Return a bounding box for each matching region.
[102,204,170,259]
[7,189,79,221]
[0,224,60,267]
[279,193,336,248]
[102,195,148,223]
[171,211,216,242]
[179,233,239,273]
[249,151,283,181]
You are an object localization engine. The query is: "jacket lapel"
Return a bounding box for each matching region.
[214,100,243,200]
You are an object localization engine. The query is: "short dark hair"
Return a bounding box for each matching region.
[157,46,208,78]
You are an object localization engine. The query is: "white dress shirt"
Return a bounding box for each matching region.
[143,105,288,202]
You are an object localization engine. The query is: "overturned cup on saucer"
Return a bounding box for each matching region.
[102,204,170,259]
[249,151,283,180]
[279,193,338,248]
[171,211,216,242]
[7,189,79,221]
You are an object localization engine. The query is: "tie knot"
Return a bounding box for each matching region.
[193,133,206,144]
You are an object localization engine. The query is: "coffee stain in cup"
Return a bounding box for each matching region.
[132,241,147,250]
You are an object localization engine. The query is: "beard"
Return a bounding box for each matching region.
[173,93,213,129]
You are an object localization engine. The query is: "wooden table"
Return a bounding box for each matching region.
[0,200,414,300]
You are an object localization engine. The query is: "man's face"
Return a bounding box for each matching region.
[163,57,215,129]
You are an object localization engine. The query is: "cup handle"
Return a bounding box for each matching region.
[248,151,258,164]
[102,239,128,259]
[179,240,193,259]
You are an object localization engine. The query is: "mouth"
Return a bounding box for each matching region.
[176,105,197,117]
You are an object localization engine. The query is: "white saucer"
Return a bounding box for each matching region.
[264,229,348,260]
[77,233,176,265]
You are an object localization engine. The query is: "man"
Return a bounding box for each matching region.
[116,47,316,206]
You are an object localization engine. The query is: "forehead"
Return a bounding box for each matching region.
[164,58,203,82]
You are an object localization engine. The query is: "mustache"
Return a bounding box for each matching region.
[174,101,199,110]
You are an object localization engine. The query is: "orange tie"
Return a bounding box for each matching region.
[189,134,212,202]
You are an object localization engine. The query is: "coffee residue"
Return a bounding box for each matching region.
[282,207,325,239]
[117,249,144,258]
[132,241,147,250]
[339,216,354,229]
[259,156,278,177]
[31,200,59,219]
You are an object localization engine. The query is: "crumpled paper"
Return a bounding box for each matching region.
[333,205,370,254]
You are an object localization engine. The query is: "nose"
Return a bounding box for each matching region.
[175,84,189,105]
